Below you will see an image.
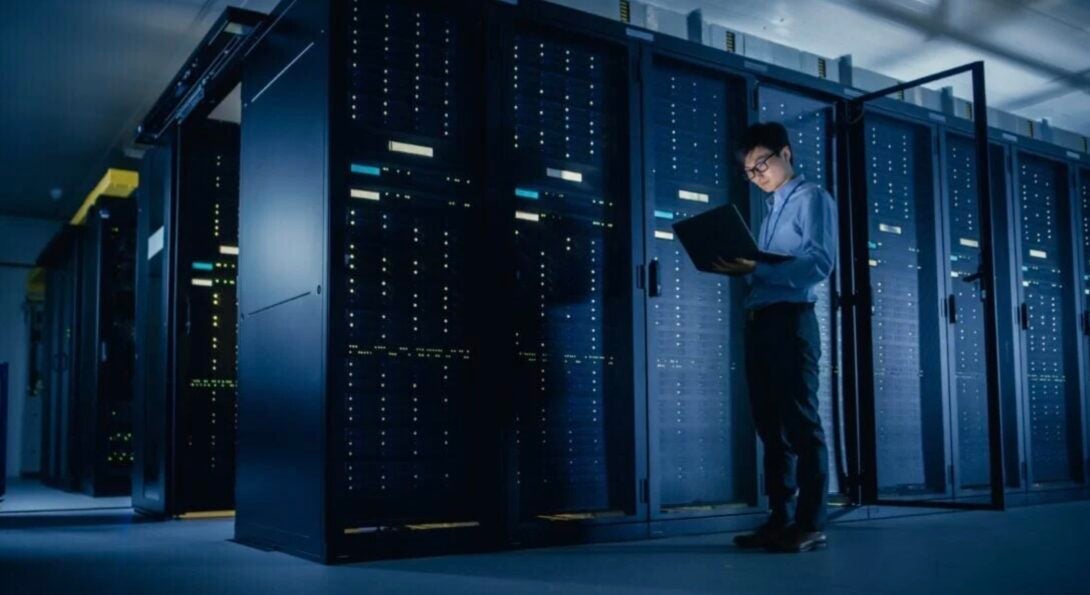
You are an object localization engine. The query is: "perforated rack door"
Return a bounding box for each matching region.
[862,114,949,499]
[502,23,634,520]
[337,0,484,526]
[645,57,752,516]
[1014,153,1082,487]
[943,133,991,492]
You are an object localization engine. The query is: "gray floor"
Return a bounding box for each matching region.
[0,478,131,513]
[1,501,1088,595]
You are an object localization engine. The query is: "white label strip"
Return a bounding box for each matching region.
[388,141,434,157]
[546,168,583,183]
[678,190,709,203]
[878,223,902,235]
[350,188,381,201]
[220,245,239,256]
[959,238,980,248]
[192,278,214,287]
[654,230,674,240]
[1029,249,1048,259]
[147,226,164,260]
[515,211,540,222]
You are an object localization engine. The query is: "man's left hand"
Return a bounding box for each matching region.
[711,257,756,275]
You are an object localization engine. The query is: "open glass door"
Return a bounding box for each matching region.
[839,63,1006,509]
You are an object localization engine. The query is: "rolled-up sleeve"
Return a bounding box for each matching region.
[751,188,837,288]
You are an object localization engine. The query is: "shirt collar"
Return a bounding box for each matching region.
[766,174,806,210]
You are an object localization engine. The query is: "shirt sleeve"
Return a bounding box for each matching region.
[750,188,837,288]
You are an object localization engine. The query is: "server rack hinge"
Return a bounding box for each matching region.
[948,464,955,486]
[1082,311,1090,336]
[636,264,645,289]
[1021,461,1028,482]
[639,478,649,503]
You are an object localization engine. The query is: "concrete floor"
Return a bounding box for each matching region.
[1,501,1088,595]
[0,478,130,513]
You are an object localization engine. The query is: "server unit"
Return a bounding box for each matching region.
[38,226,84,491]
[75,198,137,496]
[133,118,240,516]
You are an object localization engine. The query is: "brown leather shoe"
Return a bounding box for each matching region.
[733,522,787,549]
[768,526,828,553]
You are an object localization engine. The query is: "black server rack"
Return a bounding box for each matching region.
[640,54,756,526]
[489,6,641,540]
[236,0,492,561]
[757,85,842,495]
[38,226,83,491]
[75,198,137,496]
[1,362,7,498]
[133,119,240,516]
[859,113,948,498]
[1009,151,1084,488]
[1080,167,1090,482]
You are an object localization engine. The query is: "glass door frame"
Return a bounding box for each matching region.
[837,62,1007,510]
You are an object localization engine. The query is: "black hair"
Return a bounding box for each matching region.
[735,122,793,164]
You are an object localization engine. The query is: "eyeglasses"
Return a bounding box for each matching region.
[743,151,779,180]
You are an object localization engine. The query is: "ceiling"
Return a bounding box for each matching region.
[1,0,1088,220]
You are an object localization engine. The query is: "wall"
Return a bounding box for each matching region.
[0,214,62,477]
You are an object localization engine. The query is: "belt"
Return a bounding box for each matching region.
[746,301,815,321]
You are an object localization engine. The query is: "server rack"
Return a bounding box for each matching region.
[638,53,756,530]
[1006,146,1085,490]
[486,1,645,545]
[38,226,83,491]
[75,198,137,496]
[1079,166,1090,484]
[132,118,240,516]
[236,0,494,561]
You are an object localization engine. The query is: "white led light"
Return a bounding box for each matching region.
[192,278,214,287]
[546,167,583,183]
[350,189,381,201]
[654,230,674,240]
[678,189,709,203]
[1029,249,1047,259]
[219,245,239,255]
[959,238,979,248]
[878,223,902,235]
[515,211,540,222]
[388,140,434,157]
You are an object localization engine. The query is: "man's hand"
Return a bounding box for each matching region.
[711,257,756,275]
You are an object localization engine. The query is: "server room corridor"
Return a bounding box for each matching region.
[3,0,1090,593]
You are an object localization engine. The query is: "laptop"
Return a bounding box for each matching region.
[671,203,794,274]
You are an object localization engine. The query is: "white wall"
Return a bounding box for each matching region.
[0,215,61,477]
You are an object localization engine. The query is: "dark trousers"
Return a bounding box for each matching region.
[745,302,828,531]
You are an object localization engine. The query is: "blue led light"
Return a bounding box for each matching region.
[350,163,381,176]
[192,262,214,271]
[654,210,674,220]
[515,188,540,200]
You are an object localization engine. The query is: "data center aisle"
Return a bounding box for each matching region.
[1,501,1088,595]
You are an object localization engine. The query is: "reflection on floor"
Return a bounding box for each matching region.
[1,501,1089,594]
[0,478,131,514]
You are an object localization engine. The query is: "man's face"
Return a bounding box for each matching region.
[743,145,793,193]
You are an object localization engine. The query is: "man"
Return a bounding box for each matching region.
[713,122,837,553]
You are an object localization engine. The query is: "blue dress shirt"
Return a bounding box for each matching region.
[745,174,838,309]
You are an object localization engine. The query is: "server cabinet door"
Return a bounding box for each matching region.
[1012,152,1084,489]
[940,134,1016,499]
[758,85,843,498]
[332,0,488,533]
[642,55,755,522]
[490,17,639,527]
[1078,167,1090,482]
[859,114,952,501]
